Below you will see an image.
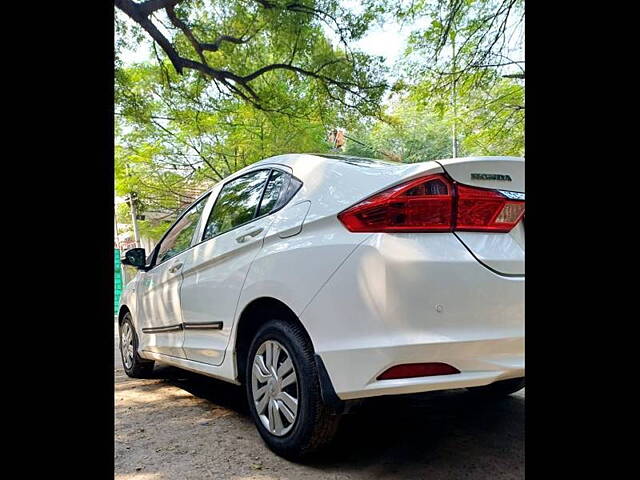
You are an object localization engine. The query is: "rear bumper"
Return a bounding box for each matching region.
[319,338,524,400]
[300,232,524,400]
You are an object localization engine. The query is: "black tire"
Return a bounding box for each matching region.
[467,377,525,398]
[119,312,155,378]
[245,318,341,460]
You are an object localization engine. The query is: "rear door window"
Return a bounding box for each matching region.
[202,170,270,241]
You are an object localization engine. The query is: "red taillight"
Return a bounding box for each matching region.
[338,174,524,233]
[455,184,525,232]
[377,362,460,380]
[337,174,453,232]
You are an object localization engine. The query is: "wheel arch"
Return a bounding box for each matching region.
[233,295,345,413]
[117,305,131,325]
[234,296,314,385]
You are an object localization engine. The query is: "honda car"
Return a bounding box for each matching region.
[118,153,525,459]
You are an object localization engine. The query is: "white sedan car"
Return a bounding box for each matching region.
[118,153,524,459]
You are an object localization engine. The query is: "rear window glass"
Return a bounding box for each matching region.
[314,154,398,167]
[202,170,270,240]
[257,170,288,217]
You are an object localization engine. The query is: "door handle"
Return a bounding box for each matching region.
[236,227,264,243]
[168,262,183,273]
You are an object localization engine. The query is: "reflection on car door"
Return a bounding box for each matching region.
[137,194,210,358]
[180,169,292,365]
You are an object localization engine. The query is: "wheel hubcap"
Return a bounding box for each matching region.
[120,322,134,369]
[251,340,299,436]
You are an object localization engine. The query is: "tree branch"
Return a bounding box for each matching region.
[201,35,252,52]
[115,0,386,112]
[115,0,185,73]
[136,0,180,15]
[165,5,208,65]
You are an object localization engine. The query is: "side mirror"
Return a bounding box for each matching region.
[121,248,147,269]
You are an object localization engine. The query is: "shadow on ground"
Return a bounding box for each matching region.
[131,363,524,479]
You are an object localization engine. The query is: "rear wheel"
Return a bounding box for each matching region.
[245,319,341,460]
[120,312,154,378]
[467,377,525,397]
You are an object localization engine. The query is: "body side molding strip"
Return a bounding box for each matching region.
[142,322,223,333]
[142,324,183,334]
[183,322,223,330]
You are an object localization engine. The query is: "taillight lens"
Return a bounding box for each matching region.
[337,175,453,233]
[338,174,524,233]
[456,184,525,232]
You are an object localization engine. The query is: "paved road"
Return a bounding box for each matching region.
[115,322,524,479]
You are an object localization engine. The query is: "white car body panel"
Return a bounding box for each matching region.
[455,222,525,275]
[300,232,524,399]
[436,156,524,192]
[119,154,524,401]
[137,256,186,357]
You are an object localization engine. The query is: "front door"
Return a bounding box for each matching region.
[137,193,210,358]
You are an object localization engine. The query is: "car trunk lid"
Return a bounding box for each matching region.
[436,156,524,193]
[437,157,524,276]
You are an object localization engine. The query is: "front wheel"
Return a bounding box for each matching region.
[245,319,341,460]
[119,313,154,378]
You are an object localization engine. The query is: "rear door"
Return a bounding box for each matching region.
[436,157,524,275]
[137,193,210,357]
[180,168,296,365]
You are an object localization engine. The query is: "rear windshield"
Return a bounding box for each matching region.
[313,154,399,167]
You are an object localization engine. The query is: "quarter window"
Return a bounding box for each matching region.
[202,170,270,241]
[257,170,288,217]
[156,194,210,264]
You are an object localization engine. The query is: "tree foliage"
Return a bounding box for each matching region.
[344,98,452,162]
[115,0,387,116]
[407,71,524,156]
[115,58,350,239]
[396,0,525,156]
[401,0,524,86]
